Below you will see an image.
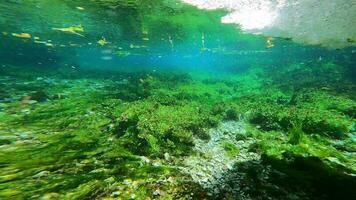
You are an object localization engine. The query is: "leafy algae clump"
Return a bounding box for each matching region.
[221,140,240,157]
[116,94,218,156]
[288,124,305,145]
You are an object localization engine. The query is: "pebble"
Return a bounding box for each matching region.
[164,152,170,161]
[180,121,260,197]
[152,189,164,196]
[110,191,121,198]
[140,156,150,164]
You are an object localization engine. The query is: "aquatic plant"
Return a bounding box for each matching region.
[221,140,240,158]
[288,123,305,145]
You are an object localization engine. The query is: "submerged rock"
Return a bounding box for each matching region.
[110,191,121,198]
[164,152,171,161]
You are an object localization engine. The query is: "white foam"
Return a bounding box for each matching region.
[182,0,356,48]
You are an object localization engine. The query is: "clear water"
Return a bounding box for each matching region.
[0,1,355,199]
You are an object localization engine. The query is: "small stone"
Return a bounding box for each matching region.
[140,156,150,164]
[152,189,164,196]
[196,172,204,177]
[152,161,161,167]
[164,152,170,161]
[166,176,174,183]
[123,179,133,186]
[110,191,121,198]
[129,194,136,200]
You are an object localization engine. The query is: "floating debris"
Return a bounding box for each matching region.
[168,35,174,50]
[45,43,54,47]
[34,40,46,44]
[69,43,80,47]
[11,33,31,39]
[129,44,146,49]
[101,49,112,54]
[76,6,85,10]
[34,40,54,47]
[266,36,274,48]
[101,56,112,60]
[97,37,109,46]
[52,25,84,37]
[116,51,131,57]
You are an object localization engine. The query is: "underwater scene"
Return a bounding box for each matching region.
[0,0,355,199]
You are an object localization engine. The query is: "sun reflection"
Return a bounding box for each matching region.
[221,8,276,30]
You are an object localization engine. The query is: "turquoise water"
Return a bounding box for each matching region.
[0,1,355,199]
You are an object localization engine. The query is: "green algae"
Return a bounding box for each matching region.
[1,59,355,199]
[221,141,240,158]
[0,1,355,198]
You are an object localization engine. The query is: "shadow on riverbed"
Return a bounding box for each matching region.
[214,154,356,200]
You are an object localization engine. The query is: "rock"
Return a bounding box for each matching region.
[123,179,133,186]
[110,191,121,198]
[153,189,164,196]
[164,152,170,161]
[152,161,161,167]
[140,156,150,164]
